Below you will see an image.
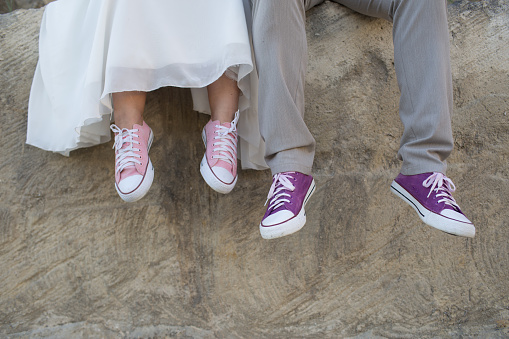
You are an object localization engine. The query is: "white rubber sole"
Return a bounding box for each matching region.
[200,129,237,194]
[260,179,316,240]
[390,180,475,238]
[115,131,154,203]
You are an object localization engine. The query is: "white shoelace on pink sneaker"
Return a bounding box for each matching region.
[265,172,296,210]
[212,110,239,165]
[423,172,459,209]
[110,125,142,174]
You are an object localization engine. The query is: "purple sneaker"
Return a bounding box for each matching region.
[390,172,475,238]
[260,172,316,239]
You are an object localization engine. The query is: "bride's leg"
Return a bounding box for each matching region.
[112,91,146,128]
[110,91,154,202]
[201,73,240,194]
[207,73,240,123]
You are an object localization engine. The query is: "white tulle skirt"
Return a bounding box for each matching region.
[26,0,267,170]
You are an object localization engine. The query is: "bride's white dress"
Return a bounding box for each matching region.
[26,0,267,170]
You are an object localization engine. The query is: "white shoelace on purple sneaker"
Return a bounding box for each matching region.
[265,172,296,210]
[212,110,239,165]
[422,172,459,209]
[110,125,142,174]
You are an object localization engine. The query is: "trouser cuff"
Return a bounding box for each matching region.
[270,163,313,176]
[400,162,448,176]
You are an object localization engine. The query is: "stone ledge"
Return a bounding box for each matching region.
[1,1,508,338]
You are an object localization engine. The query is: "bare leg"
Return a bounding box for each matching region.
[112,91,146,129]
[207,73,239,123]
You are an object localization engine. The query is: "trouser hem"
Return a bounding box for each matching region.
[400,162,447,176]
[270,163,313,176]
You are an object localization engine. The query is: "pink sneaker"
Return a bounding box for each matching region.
[200,111,239,194]
[110,122,154,202]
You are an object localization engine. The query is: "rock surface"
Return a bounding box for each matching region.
[0,0,50,14]
[1,1,509,338]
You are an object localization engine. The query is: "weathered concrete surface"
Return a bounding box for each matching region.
[0,0,50,14]
[1,1,509,338]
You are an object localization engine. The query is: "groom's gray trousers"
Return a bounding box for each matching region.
[249,0,454,176]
